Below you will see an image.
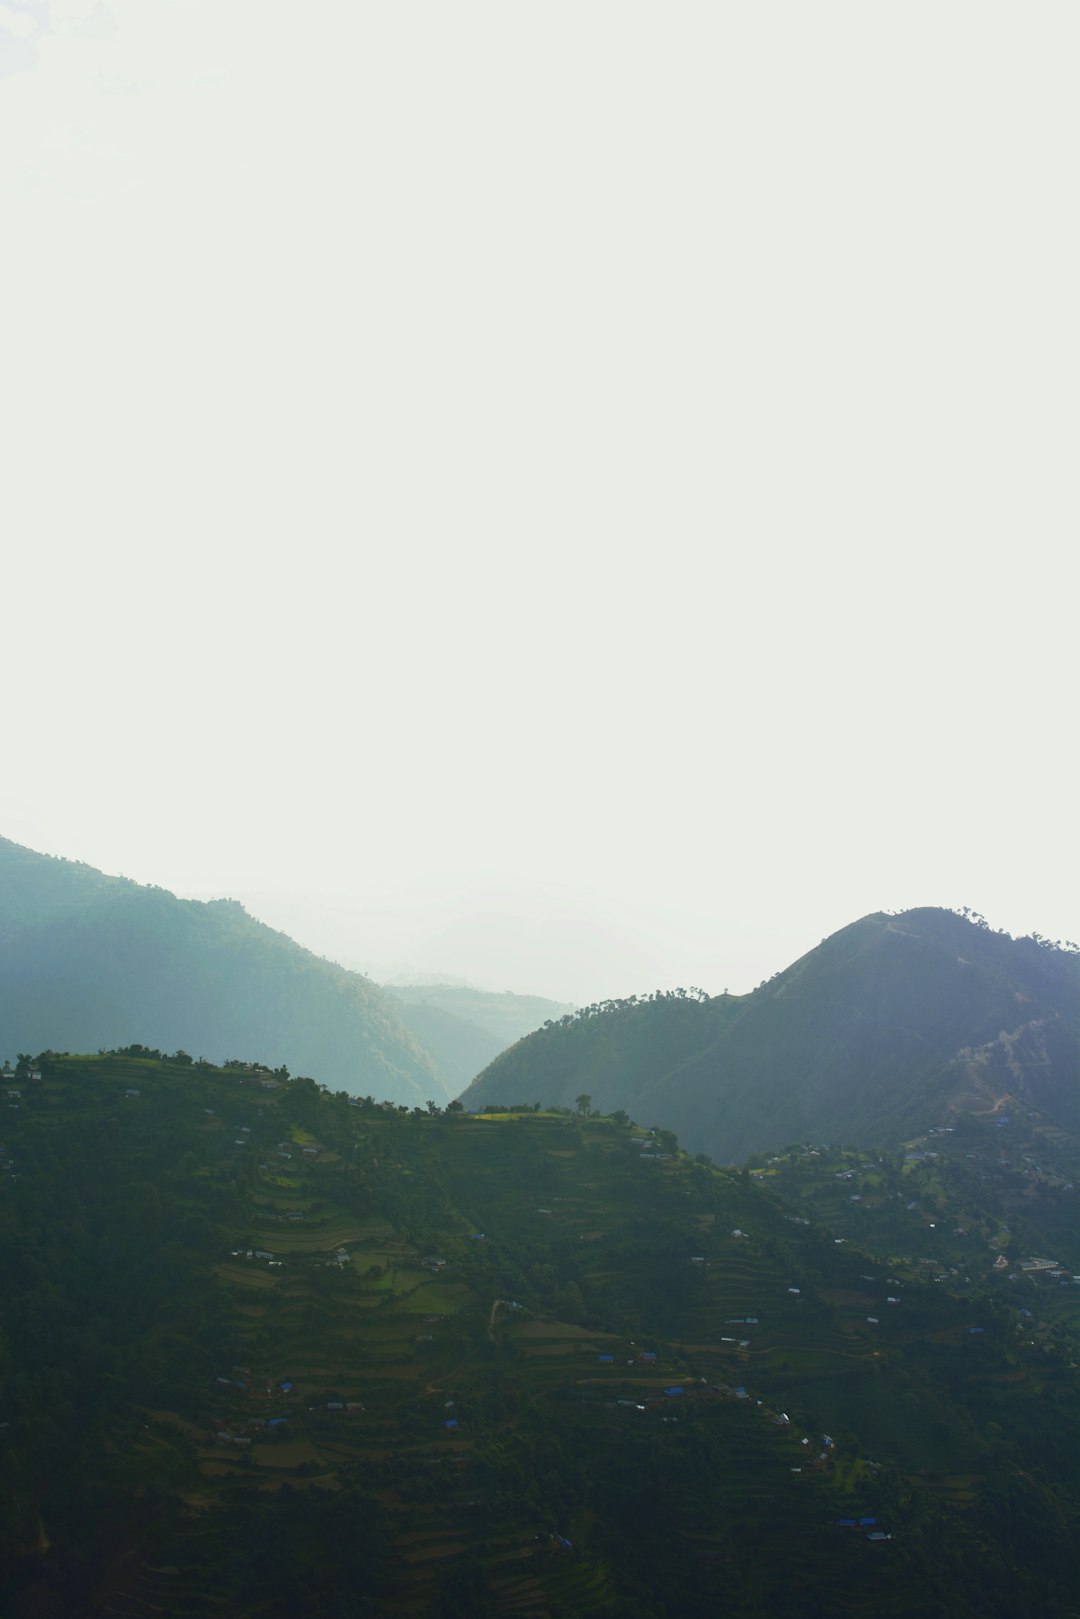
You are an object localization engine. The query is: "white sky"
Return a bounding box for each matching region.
[2,2,1078,1002]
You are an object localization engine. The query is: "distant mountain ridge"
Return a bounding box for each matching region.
[382,981,576,1045]
[381,981,575,1093]
[0,837,446,1104]
[458,908,1080,1161]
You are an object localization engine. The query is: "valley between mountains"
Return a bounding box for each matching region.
[1,838,1077,1616]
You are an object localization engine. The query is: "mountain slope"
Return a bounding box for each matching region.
[459,909,1080,1161]
[2,1053,1077,1617]
[385,996,507,1092]
[0,837,446,1104]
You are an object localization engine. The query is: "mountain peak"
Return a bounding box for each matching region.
[459,909,1079,1160]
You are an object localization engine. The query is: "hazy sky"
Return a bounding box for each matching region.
[3,3,1077,1002]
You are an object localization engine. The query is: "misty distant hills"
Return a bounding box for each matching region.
[459,908,1080,1161]
[6,839,1076,1152]
[382,982,575,1093]
[0,837,446,1104]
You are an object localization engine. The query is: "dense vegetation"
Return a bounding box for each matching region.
[0,838,445,1104]
[460,910,1080,1161]
[1,1052,1077,1617]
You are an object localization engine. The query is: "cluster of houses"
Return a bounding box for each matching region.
[1,1060,41,1083]
[1019,1255,1078,1283]
[263,1137,322,1160]
[212,1429,251,1448]
[836,1517,892,1541]
[594,1348,863,1488]
[206,1371,323,1435]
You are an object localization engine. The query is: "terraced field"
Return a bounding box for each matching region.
[1,1059,1077,1617]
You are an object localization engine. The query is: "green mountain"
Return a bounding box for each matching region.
[382,983,576,1094]
[2,1053,1077,1617]
[458,909,1080,1162]
[746,1126,1080,1311]
[0,837,446,1105]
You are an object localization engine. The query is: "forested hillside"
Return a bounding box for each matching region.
[1,1052,1077,1617]
[0,838,444,1104]
[460,910,1080,1162]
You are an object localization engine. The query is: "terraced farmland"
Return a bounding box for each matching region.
[1,1057,1077,1617]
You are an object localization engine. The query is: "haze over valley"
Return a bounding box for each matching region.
[2,2,1077,1614]
[2,835,1079,1615]
[6,833,1075,1166]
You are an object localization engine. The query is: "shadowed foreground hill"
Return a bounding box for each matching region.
[2,1053,1077,1617]
[0,837,444,1104]
[459,909,1080,1162]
